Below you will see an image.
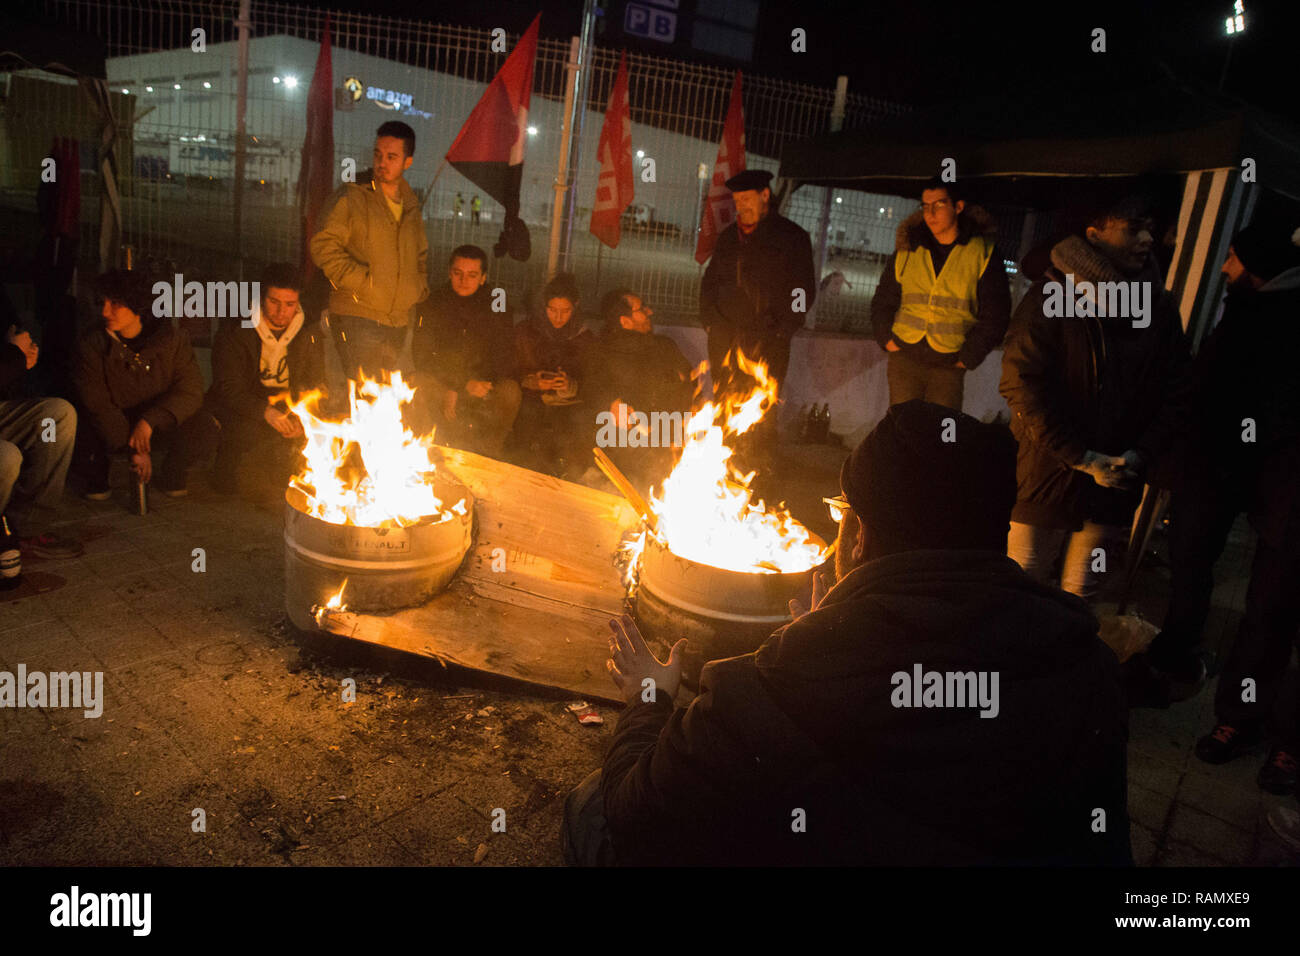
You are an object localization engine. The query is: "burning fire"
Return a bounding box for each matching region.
[314,578,349,627]
[287,373,467,528]
[641,351,828,575]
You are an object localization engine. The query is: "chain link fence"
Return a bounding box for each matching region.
[6,0,942,332]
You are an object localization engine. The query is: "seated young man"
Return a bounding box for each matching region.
[583,289,693,497]
[0,318,82,559]
[208,263,325,495]
[564,401,1131,866]
[511,272,594,477]
[72,270,218,499]
[410,245,521,458]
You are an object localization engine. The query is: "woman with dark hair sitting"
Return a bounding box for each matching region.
[71,270,218,500]
[511,272,594,477]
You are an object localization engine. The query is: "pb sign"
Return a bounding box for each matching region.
[625,2,677,43]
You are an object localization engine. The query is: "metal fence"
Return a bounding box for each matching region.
[8,0,931,332]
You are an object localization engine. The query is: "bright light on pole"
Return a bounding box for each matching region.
[1225,0,1245,34]
[284,75,298,89]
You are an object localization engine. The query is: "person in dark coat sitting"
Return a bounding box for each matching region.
[563,400,1131,866]
[72,270,218,499]
[582,289,693,497]
[410,245,521,458]
[207,263,326,496]
[511,272,594,477]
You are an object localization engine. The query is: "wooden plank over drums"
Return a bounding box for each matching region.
[304,447,641,704]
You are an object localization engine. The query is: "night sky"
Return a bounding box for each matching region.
[313,0,1293,121]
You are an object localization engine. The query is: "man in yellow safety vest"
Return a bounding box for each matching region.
[870,178,1011,411]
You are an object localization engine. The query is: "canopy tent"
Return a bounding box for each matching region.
[1,14,121,272]
[778,79,1300,347]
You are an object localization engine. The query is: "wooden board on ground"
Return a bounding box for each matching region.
[314,446,640,704]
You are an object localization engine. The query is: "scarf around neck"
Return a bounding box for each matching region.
[254,305,304,390]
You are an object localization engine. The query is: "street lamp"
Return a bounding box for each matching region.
[1220,1,1245,89]
[1224,0,1245,34]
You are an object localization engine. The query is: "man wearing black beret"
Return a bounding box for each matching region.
[699,168,816,474]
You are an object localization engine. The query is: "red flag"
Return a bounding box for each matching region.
[298,15,334,280]
[446,13,540,229]
[589,51,634,249]
[695,71,745,265]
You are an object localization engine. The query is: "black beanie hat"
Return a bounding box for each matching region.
[839,400,1018,556]
[1232,221,1300,282]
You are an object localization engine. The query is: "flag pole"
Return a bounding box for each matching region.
[594,241,603,298]
[420,159,448,217]
[547,37,581,280]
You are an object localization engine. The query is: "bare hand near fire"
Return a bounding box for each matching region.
[129,419,153,454]
[264,405,302,438]
[130,450,152,483]
[466,379,493,399]
[607,613,686,705]
[6,326,38,369]
[787,570,831,621]
[443,389,458,421]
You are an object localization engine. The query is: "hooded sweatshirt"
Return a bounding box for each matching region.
[602,548,1131,866]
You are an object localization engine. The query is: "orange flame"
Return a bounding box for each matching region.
[287,372,465,528]
[645,351,828,575]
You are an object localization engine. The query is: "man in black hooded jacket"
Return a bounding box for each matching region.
[1000,196,1192,602]
[563,401,1131,866]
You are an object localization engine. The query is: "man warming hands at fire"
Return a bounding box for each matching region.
[562,400,1131,867]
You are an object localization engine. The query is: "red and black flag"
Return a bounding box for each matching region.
[446,12,540,261]
[298,14,334,281]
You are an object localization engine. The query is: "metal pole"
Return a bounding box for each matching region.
[560,0,599,272]
[547,37,580,281]
[813,76,848,311]
[233,0,251,279]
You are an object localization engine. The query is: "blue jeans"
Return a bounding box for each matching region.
[1006,520,1125,603]
[328,314,413,383]
[0,397,76,531]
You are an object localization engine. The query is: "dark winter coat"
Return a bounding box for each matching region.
[207,316,327,426]
[870,204,1012,369]
[0,343,26,400]
[585,326,693,419]
[411,285,516,393]
[1185,267,1300,554]
[700,212,817,349]
[602,548,1131,866]
[513,314,595,398]
[72,317,204,451]
[999,237,1193,530]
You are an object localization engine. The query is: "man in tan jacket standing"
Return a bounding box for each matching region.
[310,121,429,384]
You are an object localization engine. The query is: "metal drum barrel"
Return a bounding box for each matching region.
[283,473,474,630]
[632,532,831,689]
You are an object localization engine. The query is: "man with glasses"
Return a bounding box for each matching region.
[871,177,1011,410]
[999,194,1191,604]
